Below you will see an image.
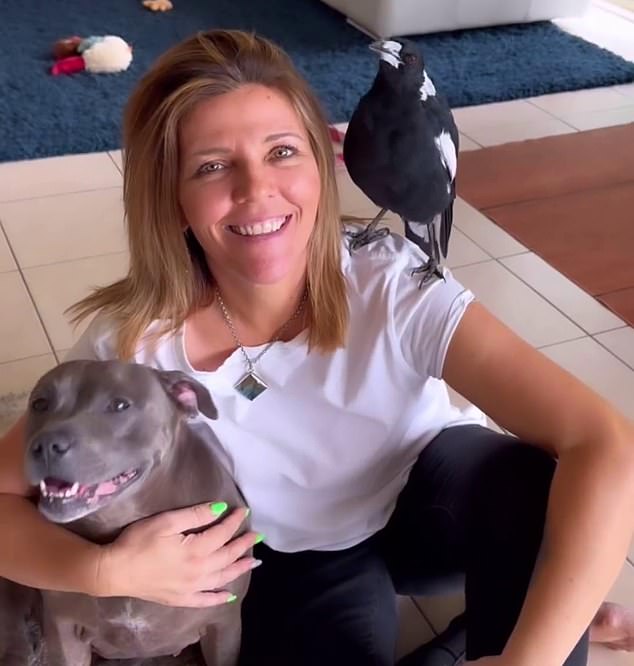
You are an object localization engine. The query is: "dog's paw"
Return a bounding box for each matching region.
[142,0,174,11]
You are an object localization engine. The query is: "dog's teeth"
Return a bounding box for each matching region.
[70,482,79,495]
[39,480,47,496]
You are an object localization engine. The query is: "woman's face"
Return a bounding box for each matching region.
[178,84,321,287]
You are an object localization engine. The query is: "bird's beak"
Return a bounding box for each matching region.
[369,40,403,64]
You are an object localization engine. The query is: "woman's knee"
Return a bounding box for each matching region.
[468,439,556,544]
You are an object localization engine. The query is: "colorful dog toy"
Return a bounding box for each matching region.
[51,35,133,76]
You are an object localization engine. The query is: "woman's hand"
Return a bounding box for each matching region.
[95,502,260,607]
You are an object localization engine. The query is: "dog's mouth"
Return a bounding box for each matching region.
[39,468,140,508]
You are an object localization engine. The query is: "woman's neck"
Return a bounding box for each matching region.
[212,270,308,347]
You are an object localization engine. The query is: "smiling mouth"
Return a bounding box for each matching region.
[228,214,291,237]
[38,468,140,508]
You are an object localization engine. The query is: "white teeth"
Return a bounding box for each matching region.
[39,480,80,500]
[232,216,287,236]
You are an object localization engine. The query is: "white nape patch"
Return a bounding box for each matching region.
[434,130,457,189]
[419,71,437,101]
[378,40,402,69]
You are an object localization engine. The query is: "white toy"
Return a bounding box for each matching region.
[51,35,133,76]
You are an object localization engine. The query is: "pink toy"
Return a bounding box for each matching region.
[328,125,346,168]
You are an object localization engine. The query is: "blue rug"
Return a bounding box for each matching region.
[2,0,634,163]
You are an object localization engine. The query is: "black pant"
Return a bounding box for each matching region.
[238,425,590,665]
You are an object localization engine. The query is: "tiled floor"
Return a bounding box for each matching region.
[1,2,633,663]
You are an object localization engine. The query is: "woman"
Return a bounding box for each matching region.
[0,29,633,665]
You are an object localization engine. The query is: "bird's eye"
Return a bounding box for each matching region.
[31,397,49,413]
[404,54,417,65]
[108,398,130,412]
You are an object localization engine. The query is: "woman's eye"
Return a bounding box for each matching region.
[197,162,225,176]
[272,145,297,160]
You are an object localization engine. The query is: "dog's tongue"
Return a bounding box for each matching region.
[95,481,119,497]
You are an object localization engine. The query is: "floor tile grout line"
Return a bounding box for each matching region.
[524,99,586,131]
[457,131,484,148]
[499,256,628,334]
[536,334,591,351]
[451,220,528,260]
[488,256,608,339]
[0,351,58,368]
[0,217,20,273]
[411,597,441,637]
[454,202,633,335]
[525,95,634,125]
[447,257,493,271]
[594,323,631,335]
[0,223,59,360]
[107,151,123,175]
[14,249,128,273]
[0,184,123,205]
[591,333,634,372]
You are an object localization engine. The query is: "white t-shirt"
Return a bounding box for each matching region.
[64,231,486,552]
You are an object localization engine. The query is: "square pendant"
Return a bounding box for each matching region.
[234,371,268,401]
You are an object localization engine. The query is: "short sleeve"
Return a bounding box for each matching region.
[61,312,120,363]
[389,244,476,380]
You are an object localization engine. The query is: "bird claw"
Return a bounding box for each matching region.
[346,226,390,252]
[411,261,445,289]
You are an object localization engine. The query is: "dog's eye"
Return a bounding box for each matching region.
[109,398,130,412]
[31,397,49,412]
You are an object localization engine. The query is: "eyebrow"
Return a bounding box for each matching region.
[190,132,306,157]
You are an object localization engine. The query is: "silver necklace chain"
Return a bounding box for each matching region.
[215,287,308,372]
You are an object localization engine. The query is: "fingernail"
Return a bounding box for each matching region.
[226,593,238,603]
[244,507,251,518]
[210,501,228,516]
[254,533,265,544]
[250,559,263,570]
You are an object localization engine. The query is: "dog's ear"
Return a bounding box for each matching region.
[155,370,218,420]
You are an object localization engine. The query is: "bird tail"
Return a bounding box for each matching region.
[439,182,456,258]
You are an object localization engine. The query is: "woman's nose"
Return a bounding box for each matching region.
[232,164,275,203]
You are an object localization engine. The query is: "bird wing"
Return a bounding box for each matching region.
[433,129,458,257]
[434,130,457,184]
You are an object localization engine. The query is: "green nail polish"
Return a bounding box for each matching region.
[210,501,228,516]
[244,508,251,518]
[226,593,238,603]
[254,533,265,544]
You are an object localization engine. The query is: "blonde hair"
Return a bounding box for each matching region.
[67,29,349,360]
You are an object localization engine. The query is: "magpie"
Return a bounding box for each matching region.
[343,38,459,286]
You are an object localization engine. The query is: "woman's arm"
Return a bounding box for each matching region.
[443,301,634,666]
[0,414,258,605]
[0,415,104,595]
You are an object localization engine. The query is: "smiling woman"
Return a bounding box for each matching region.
[63,30,347,367]
[177,85,321,289]
[0,27,634,666]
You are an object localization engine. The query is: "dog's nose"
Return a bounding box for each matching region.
[30,434,73,463]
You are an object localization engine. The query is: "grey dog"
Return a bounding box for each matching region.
[0,359,250,666]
